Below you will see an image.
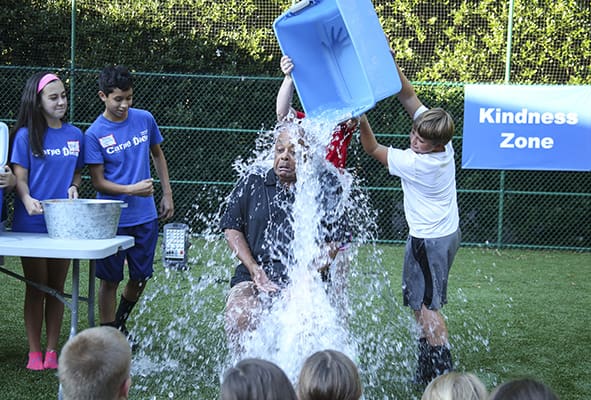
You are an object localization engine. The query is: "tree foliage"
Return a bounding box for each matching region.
[0,1,588,248]
[378,0,590,83]
[0,0,589,83]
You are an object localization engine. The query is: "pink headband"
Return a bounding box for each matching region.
[37,73,60,94]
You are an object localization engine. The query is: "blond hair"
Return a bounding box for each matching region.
[413,107,455,146]
[58,326,131,400]
[297,349,362,400]
[421,372,487,400]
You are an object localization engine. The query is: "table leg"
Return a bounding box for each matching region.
[70,259,79,339]
[88,260,96,327]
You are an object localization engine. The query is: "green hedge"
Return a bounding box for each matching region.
[1,1,589,249]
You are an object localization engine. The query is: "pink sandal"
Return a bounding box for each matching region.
[26,352,44,371]
[43,350,58,369]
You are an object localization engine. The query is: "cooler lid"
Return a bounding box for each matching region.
[0,122,8,166]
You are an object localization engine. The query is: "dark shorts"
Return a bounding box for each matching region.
[96,219,159,282]
[402,229,461,311]
[230,261,290,288]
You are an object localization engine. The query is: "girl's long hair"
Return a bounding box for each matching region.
[9,72,62,158]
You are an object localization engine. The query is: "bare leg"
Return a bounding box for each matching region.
[99,280,120,324]
[328,249,350,321]
[44,258,69,351]
[414,304,449,346]
[122,279,147,302]
[224,281,261,355]
[21,257,47,353]
[413,304,453,384]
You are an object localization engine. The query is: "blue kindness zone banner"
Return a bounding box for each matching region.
[462,84,591,171]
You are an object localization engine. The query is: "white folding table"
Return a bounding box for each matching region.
[0,231,134,338]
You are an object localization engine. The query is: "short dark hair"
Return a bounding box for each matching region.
[489,378,559,400]
[98,65,133,95]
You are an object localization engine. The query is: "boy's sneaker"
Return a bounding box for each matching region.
[413,338,432,386]
[119,326,139,352]
[430,345,453,377]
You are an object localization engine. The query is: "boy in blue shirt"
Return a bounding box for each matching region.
[85,65,174,343]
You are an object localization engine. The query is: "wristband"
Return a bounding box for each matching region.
[69,183,79,190]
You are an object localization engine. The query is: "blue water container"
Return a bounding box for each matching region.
[273,0,402,120]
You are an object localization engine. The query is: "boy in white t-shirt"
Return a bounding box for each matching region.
[359,65,460,386]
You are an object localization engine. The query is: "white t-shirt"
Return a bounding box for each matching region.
[387,141,459,238]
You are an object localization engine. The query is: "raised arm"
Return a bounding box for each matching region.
[359,114,389,167]
[390,48,426,119]
[276,55,296,121]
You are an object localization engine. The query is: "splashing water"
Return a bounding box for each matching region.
[236,117,360,381]
[128,115,491,399]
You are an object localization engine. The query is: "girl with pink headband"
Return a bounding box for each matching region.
[9,71,84,371]
[36,73,60,94]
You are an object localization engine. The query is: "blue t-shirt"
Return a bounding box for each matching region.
[84,108,163,227]
[10,124,84,233]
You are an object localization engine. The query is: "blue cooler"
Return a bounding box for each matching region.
[273,0,402,120]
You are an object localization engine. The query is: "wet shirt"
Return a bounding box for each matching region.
[387,142,459,238]
[10,124,84,233]
[85,108,163,227]
[220,168,294,287]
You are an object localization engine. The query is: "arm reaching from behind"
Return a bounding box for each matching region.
[0,165,16,191]
[276,55,296,122]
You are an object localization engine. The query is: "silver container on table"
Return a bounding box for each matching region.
[41,199,127,240]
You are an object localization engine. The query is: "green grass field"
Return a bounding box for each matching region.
[0,241,589,399]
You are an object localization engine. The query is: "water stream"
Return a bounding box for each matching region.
[128,116,492,399]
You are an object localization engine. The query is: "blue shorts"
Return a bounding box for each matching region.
[96,219,159,282]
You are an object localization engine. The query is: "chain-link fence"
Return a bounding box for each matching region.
[0,1,589,250]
